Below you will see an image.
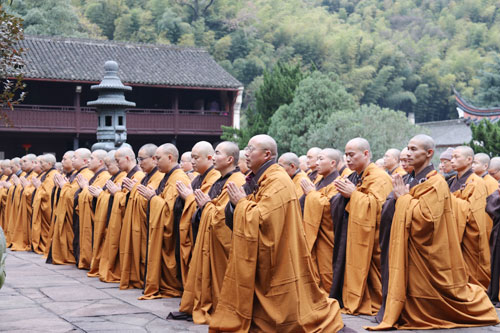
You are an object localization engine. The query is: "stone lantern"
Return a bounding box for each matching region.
[87,61,135,151]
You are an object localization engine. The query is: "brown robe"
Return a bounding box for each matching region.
[87,171,126,277]
[448,169,491,290]
[75,169,111,269]
[179,169,245,324]
[302,170,339,293]
[368,169,499,330]
[140,167,191,299]
[31,169,57,254]
[119,167,164,289]
[486,191,500,304]
[179,166,220,285]
[99,166,144,282]
[48,167,94,265]
[291,170,308,198]
[329,163,393,315]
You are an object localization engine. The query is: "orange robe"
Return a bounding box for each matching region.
[330,163,393,315]
[302,171,339,293]
[209,162,345,332]
[340,166,353,178]
[87,171,126,277]
[388,165,406,177]
[48,167,94,265]
[482,173,498,240]
[5,171,27,246]
[99,166,144,282]
[291,170,308,198]
[0,175,11,231]
[75,168,111,269]
[179,170,246,324]
[449,170,490,290]
[10,170,39,251]
[119,167,164,289]
[368,169,499,330]
[140,167,191,299]
[179,167,220,285]
[31,168,57,254]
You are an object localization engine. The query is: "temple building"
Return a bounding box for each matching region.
[454,88,500,123]
[0,35,243,158]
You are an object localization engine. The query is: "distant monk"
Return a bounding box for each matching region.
[178,141,245,324]
[48,148,94,265]
[399,147,413,174]
[473,153,498,195]
[180,151,197,181]
[238,150,249,175]
[375,158,385,169]
[300,148,342,293]
[209,135,347,332]
[488,157,500,182]
[329,138,393,315]
[368,135,499,330]
[383,148,406,176]
[87,151,125,277]
[306,147,322,183]
[299,154,308,172]
[336,151,353,178]
[74,150,111,269]
[119,144,163,288]
[278,152,309,197]
[99,146,144,282]
[448,146,490,290]
[439,147,457,180]
[486,156,500,305]
[31,154,57,254]
[0,160,13,231]
[138,143,191,299]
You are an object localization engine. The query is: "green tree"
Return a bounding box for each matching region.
[468,119,500,156]
[268,71,357,155]
[84,0,125,40]
[475,54,500,108]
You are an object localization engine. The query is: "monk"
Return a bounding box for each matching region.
[87,150,125,277]
[368,134,499,330]
[0,160,13,231]
[298,155,308,172]
[448,146,490,290]
[336,151,353,178]
[48,148,94,265]
[473,153,498,195]
[74,150,111,269]
[3,158,23,245]
[486,156,500,304]
[329,138,393,315]
[238,150,249,175]
[278,152,309,198]
[399,147,413,174]
[138,143,191,299]
[306,147,322,183]
[180,151,197,181]
[176,141,220,285]
[209,135,346,332]
[99,146,144,282]
[383,148,406,176]
[178,141,245,323]
[375,158,385,169]
[488,157,500,182]
[31,154,57,254]
[118,144,163,288]
[439,147,457,180]
[300,148,342,293]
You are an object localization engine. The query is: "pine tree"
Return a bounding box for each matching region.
[468,119,500,156]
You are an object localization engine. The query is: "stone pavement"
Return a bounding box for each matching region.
[1,249,500,332]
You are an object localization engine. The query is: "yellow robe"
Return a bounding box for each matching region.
[49,167,94,265]
[450,171,490,290]
[340,166,353,178]
[179,167,220,285]
[368,170,499,330]
[388,165,406,177]
[119,168,164,289]
[5,171,27,246]
[209,163,344,332]
[0,175,10,231]
[87,171,126,277]
[99,168,144,282]
[140,167,191,299]
[483,173,498,240]
[179,170,246,324]
[291,170,308,198]
[31,169,57,254]
[76,169,111,269]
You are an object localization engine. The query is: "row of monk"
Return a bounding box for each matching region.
[1,134,500,331]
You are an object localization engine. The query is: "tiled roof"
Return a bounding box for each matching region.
[454,88,500,118]
[18,35,242,89]
[419,119,472,147]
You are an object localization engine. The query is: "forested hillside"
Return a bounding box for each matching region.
[6,0,500,126]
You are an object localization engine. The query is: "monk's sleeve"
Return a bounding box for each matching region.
[302,187,333,251]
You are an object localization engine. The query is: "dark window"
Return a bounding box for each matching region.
[98,116,101,127]
[118,116,123,126]
[105,116,112,126]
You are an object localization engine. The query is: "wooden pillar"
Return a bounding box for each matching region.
[174,90,179,135]
[74,85,82,148]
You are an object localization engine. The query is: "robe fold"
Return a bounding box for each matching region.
[302,170,339,293]
[48,167,94,265]
[140,167,191,299]
[329,163,392,315]
[178,167,220,285]
[31,169,57,254]
[5,170,28,246]
[368,169,499,330]
[87,171,126,277]
[388,166,406,177]
[209,162,345,332]
[75,168,111,269]
[339,166,353,178]
[119,167,164,289]
[291,170,309,198]
[0,175,12,231]
[99,166,144,282]
[179,169,245,324]
[448,169,491,290]
[482,172,498,240]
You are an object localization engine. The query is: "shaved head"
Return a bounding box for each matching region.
[454,146,474,159]
[252,134,278,157]
[92,149,107,161]
[279,152,300,167]
[105,150,116,164]
[346,138,371,154]
[158,143,179,160]
[490,157,500,170]
[473,152,491,176]
[322,148,342,165]
[411,134,435,152]
[43,154,56,166]
[475,153,491,166]
[139,143,157,158]
[246,134,278,173]
[2,159,10,168]
[116,146,135,160]
[25,154,37,162]
[307,147,322,156]
[12,157,21,166]
[217,141,239,166]
[192,141,215,158]
[386,149,400,162]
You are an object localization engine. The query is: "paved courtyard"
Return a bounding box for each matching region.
[2,249,500,332]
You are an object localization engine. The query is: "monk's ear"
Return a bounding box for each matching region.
[426,149,434,158]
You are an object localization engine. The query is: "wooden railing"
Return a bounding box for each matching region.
[0,104,232,135]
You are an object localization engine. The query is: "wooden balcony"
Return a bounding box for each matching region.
[0,104,233,136]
